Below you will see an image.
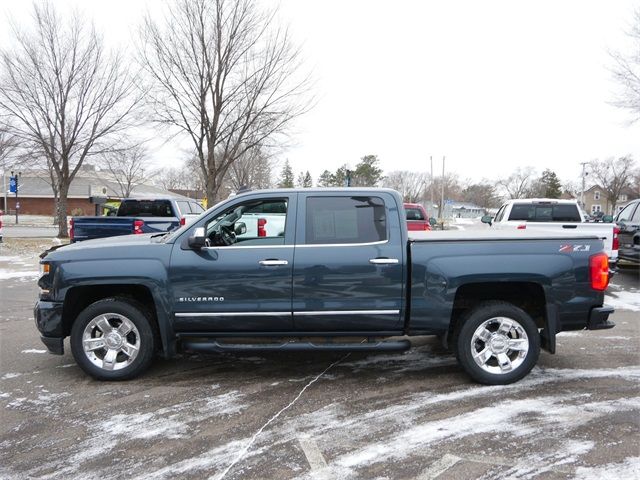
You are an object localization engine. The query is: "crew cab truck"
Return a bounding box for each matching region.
[35,188,614,385]
[70,198,204,243]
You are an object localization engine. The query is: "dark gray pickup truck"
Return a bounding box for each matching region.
[35,188,614,385]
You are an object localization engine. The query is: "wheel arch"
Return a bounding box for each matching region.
[61,282,173,357]
[448,281,554,352]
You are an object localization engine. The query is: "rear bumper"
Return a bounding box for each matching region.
[587,306,615,330]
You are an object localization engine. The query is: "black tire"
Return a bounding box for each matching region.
[70,297,157,381]
[455,301,540,385]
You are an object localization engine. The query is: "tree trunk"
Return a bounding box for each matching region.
[56,184,69,238]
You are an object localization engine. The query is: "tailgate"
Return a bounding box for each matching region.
[72,217,135,242]
[138,217,180,233]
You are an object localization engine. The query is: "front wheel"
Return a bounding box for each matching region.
[456,301,540,385]
[70,298,156,381]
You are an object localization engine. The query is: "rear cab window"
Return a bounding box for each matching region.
[508,203,581,222]
[405,207,425,221]
[305,196,387,244]
[118,200,175,217]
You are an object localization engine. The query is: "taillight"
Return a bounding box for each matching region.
[517,224,526,230]
[257,218,267,237]
[180,217,186,226]
[589,253,609,291]
[612,227,620,251]
[69,218,74,241]
[133,220,144,234]
[424,223,430,231]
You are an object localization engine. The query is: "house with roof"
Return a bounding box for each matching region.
[1,165,189,216]
[582,185,634,217]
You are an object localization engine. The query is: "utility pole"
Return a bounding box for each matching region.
[430,156,434,217]
[440,156,445,221]
[579,162,588,209]
[2,170,7,215]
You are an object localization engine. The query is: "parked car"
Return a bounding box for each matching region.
[36,188,614,385]
[404,203,431,231]
[614,199,640,265]
[70,198,205,243]
[482,199,618,263]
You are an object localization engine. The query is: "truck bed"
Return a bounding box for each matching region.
[408,230,601,242]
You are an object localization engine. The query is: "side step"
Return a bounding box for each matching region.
[182,339,411,353]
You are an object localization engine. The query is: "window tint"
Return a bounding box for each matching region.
[306,196,387,244]
[405,207,425,221]
[617,203,636,222]
[118,200,174,217]
[508,203,581,222]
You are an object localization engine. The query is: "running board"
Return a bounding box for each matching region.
[182,339,411,353]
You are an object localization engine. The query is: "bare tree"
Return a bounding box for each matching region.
[226,148,275,191]
[610,9,640,122]
[139,0,312,204]
[0,128,18,171]
[498,167,536,199]
[383,171,427,202]
[100,143,152,198]
[0,2,140,236]
[589,156,636,214]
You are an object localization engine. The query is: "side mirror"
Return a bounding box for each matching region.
[188,227,207,249]
[602,215,613,223]
[481,215,493,225]
[429,217,437,226]
[235,222,247,236]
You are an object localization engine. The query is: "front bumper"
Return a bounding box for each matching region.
[34,301,65,354]
[587,306,615,330]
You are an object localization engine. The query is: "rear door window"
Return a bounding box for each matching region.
[508,203,581,222]
[118,200,175,217]
[405,208,425,221]
[305,196,387,245]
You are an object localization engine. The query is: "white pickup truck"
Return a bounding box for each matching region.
[482,199,619,263]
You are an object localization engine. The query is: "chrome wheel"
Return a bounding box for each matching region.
[82,313,141,371]
[470,316,529,375]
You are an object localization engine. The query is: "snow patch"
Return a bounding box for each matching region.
[21,349,47,354]
[574,457,640,480]
[0,269,39,280]
[1,373,21,380]
[605,291,640,312]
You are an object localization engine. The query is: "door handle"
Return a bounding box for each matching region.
[259,259,289,266]
[369,258,399,265]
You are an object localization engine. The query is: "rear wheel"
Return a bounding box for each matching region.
[70,298,156,380]
[456,301,540,385]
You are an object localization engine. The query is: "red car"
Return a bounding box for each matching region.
[404,203,431,231]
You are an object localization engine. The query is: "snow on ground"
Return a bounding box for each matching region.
[605,290,640,312]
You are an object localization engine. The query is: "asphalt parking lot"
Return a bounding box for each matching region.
[1,239,639,479]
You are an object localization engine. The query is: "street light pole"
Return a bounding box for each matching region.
[579,162,588,209]
[10,170,20,224]
[440,156,445,221]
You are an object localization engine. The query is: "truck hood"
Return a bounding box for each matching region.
[42,233,166,261]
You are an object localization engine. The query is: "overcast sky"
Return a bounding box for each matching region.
[1,0,638,186]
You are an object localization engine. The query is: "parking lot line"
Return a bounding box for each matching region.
[416,454,461,479]
[298,438,329,471]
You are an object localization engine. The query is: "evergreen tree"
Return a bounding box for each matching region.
[317,170,334,187]
[278,160,294,188]
[302,171,313,187]
[540,169,562,198]
[353,154,383,186]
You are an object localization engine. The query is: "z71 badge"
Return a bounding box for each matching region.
[559,244,591,253]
